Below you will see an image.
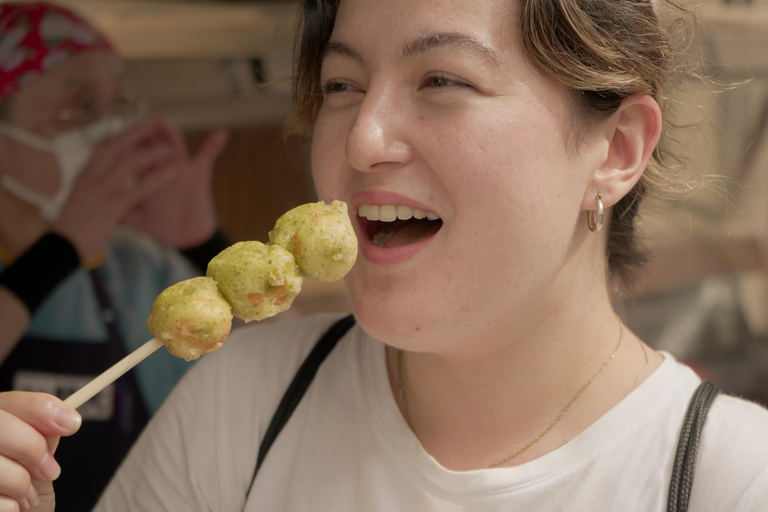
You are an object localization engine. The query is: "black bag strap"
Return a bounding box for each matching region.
[244,314,356,502]
[667,379,721,512]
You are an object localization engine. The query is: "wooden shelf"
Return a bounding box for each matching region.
[699,5,768,74]
[700,4,768,30]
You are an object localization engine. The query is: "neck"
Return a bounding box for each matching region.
[387,283,660,471]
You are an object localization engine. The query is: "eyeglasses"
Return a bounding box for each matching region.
[52,91,149,126]
[16,91,150,130]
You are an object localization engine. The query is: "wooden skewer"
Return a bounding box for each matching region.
[64,337,165,409]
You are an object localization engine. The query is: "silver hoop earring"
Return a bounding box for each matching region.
[588,193,603,233]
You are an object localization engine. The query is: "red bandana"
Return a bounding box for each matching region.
[0,2,115,100]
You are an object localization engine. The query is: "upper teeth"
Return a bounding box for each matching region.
[359,204,439,222]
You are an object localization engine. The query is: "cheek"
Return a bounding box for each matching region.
[433,113,585,285]
[437,108,579,224]
[310,115,348,201]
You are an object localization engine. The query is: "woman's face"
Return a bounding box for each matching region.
[312,0,609,351]
[0,50,124,196]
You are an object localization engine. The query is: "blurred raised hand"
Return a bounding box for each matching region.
[52,117,179,263]
[121,117,229,250]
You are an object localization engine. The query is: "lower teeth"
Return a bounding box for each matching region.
[372,227,397,248]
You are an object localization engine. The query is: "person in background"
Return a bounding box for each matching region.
[0,3,229,511]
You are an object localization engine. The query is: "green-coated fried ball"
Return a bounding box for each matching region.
[207,241,302,322]
[147,276,233,361]
[269,200,357,281]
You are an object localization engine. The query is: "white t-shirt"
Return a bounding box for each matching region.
[95,313,768,511]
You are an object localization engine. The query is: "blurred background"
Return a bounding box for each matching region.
[6,0,768,404]
[11,0,356,319]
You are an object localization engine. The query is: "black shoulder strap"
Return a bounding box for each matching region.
[245,314,356,502]
[667,379,721,512]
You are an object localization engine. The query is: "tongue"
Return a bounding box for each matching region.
[372,219,441,248]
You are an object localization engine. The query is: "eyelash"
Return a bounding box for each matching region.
[419,74,470,90]
[321,80,359,95]
[321,74,472,95]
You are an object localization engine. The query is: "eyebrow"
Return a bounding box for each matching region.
[322,32,500,67]
[323,40,364,63]
[402,32,500,66]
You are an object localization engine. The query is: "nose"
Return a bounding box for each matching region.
[345,86,415,172]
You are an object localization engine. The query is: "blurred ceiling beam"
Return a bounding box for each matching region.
[1,0,302,129]
[21,0,298,60]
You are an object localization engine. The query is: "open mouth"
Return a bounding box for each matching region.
[359,204,443,249]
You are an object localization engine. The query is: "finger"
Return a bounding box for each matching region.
[85,117,166,174]
[0,393,80,438]
[0,496,22,512]
[0,393,80,484]
[106,177,174,227]
[0,454,38,510]
[156,116,186,156]
[193,129,229,171]
[96,166,177,230]
[46,437,59,456]
[119,209,140,231]
[31,478,54,511]
[123,161,178,205]
[100,144,175,195]
[111,115,165,151]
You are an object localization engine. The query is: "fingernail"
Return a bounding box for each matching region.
[40,452,61,481]
[27,484,40,508]
[53,406,81,431]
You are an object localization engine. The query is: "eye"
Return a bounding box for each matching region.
[419,74,471,90]
[77,99,103,122]
[321,80,362,95]
[54,98,103,128]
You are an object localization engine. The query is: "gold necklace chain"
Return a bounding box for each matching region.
[396,316,624,469]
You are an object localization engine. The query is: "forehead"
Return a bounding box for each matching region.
[331,0,522,62]
[13,50,122,107]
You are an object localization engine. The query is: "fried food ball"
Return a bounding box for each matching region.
[147,276,233,361]
[269,200,358,281]
[206,241,302,322]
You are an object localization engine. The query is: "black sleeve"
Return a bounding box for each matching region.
[180,230,230,274]
[0,232,81,314]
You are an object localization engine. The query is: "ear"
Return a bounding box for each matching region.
[581,94,662,211]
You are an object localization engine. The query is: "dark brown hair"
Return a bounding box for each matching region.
[291,0,701,291]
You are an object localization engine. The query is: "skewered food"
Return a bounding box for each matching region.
[147,276,233,361]
[67,201,357,408]
[206,241,302,322]
[151,201,355,355]
[269,200,358,281]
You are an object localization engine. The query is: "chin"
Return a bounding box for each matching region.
[347,289,456,353]
[344,255,487,348]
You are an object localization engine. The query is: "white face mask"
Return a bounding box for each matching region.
[0,116,126,221]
